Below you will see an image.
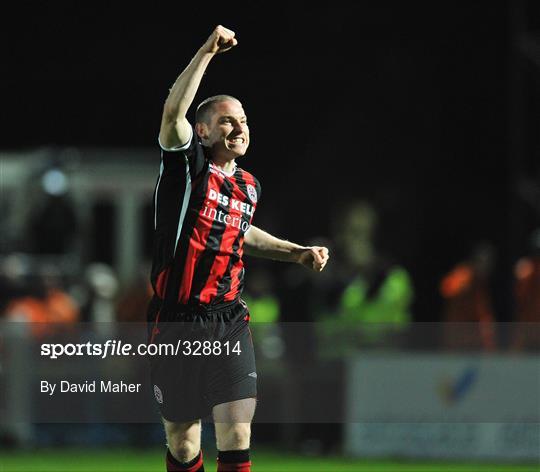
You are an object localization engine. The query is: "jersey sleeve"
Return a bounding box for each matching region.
[158,126,207,179]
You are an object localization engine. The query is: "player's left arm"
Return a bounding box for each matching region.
[244,226,329,272]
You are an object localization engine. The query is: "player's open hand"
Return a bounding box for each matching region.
[298,246,330,272]
[202,25,238,54]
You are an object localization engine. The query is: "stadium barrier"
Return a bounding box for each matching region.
[344,353,540,461]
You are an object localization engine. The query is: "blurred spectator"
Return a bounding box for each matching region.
[243,267,280,323]
[317,200,413,351]
[0,254,31,314]
[511,229,540,351]
[277,200,413,354]
[4,288,50,337]
[27,195,78,254]
[439,241,497,351]
[26,165,79,255]
[336,201,412,320]
[79,263,119,336]
[2,257,79,337]
[39,263,79,324]
[115,262,153,323]
[243,266,283,360]
[273,200,414,453]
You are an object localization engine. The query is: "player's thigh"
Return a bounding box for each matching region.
[213,397,257,423]
[162,417,202,450]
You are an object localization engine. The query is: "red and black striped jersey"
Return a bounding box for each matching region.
[150,128,261,310]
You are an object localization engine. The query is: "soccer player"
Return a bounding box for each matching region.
[148,25,329,472]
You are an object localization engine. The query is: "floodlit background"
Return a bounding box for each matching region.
[1,2,539,471]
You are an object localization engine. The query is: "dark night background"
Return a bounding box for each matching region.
[3,2,539,322]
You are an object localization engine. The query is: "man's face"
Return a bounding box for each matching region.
[200,100,250,159]
[339,204,376,268]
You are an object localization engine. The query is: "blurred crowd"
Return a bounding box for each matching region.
[438,230,540,352]
[0,255,151,331]
[1,199,539,352]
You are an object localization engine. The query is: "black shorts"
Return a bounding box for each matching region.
[147,300,257,422]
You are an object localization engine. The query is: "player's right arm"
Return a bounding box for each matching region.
[159,25,238,149]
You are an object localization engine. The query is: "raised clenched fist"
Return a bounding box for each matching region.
[202,25,238,55]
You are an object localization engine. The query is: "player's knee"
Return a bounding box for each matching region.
[216,423,251,451]
[164,420,201,463]
[168,437,200,463]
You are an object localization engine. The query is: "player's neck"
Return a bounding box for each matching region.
[211,156,237,175]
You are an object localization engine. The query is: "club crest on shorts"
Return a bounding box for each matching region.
[154,385,163,404]
[246,184,257,203]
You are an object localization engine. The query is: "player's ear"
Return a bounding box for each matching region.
[195,122,209,140]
